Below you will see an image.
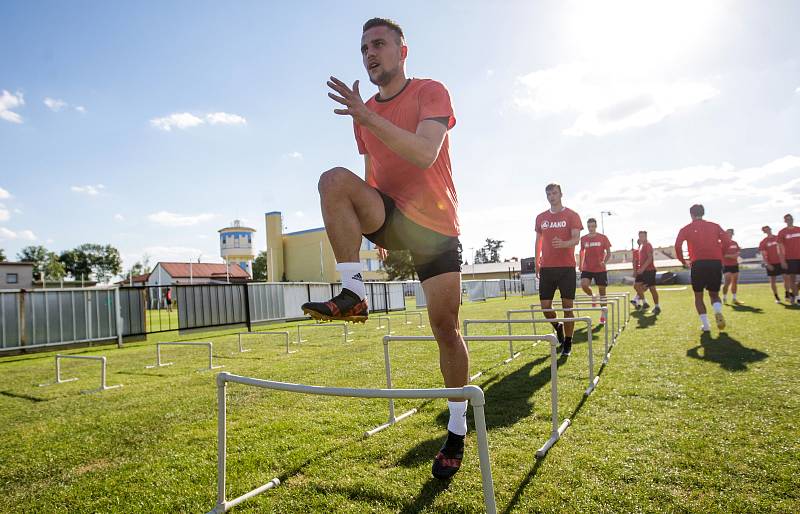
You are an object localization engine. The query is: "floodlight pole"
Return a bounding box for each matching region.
[600,211,613,234]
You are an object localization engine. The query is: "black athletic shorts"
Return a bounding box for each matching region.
[363,190,461,282]
[691,260,722,293]
[539,267,577,300]
[580,271,608,286]
[786,259,800,275]
[723,265,739,274]
[635,269,657,287]
[766,264,784,277]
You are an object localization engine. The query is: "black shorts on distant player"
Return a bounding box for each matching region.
[579,270,608,286]
[691,260,723,293]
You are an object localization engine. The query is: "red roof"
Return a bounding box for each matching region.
[115,273,150,285]
[158,262,250,279]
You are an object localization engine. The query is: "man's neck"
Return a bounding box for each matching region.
[549,204,564,213]
[378,72,409,100]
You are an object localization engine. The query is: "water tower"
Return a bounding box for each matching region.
[219,220,256,276]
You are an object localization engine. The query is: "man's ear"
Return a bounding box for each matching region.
[401,45,408,60]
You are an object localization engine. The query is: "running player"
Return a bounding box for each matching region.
[535,183,582,356]
[301,18,467,480]
[721,228,741,304]
[759,225,784,303]
[777,213,800,305]
[630,239,643,309]
[634,231,661,314]
[579,218,612,324]
[674,204,731,331]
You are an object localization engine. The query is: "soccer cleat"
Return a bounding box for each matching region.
[642,302,650,310]
[301,288,369,323]
[652,305,661,315]
[715,312,726,330]
[733,299,743,305]
[701,326,711,333]
[561,339,572,356]
[599,315,606,325]
[554,322,565,345]
[432,433,464,480]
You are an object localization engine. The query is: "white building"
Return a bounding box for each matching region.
[219,220,256,277]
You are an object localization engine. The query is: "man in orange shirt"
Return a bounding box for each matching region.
[674,204,731,331]
[579,218,611,324]
[721,228,742,304]
[759,225,784,303]
[535,183,582,356]
[301,18,467,480]
[634,230,661,314]
[777,213,800,305]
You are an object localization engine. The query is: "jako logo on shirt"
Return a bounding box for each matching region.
[541,220,567,229]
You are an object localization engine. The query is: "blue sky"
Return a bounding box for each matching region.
[1,0,799,273]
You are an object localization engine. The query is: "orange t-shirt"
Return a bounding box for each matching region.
[759,235,781,264]
[637,242,656,271]
[580,233,611,272]
[354,78,458,236]
[535,207,583,268]
[778,226,800,259]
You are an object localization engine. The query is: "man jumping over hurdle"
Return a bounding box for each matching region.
[674,204,731,332]
[300,18,468,480]
[579,217,612,324]
[535,183,582,356]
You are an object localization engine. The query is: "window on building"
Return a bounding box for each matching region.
[360,238,372,251]
[7,273,18,284]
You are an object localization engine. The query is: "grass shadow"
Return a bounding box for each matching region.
[631,310,657,329]
[309,476,450,514]
[1,390,49,402]
[686,332,768,371]
[502,459,544,514]
[730,304,764,314]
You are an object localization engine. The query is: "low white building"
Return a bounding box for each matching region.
[0,262,34,289]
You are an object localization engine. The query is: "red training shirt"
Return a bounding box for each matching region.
[535,207,583,268]
[637,242,657,272]
[759,235,781,265]
[580,233,611,272]
[777,226,800,259]
[674,219,731,263]
[354,78,458,236]
[723,239,740,266]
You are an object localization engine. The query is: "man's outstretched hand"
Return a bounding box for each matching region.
[327,76,372,126]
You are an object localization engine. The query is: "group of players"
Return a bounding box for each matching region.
[298,18,798,482]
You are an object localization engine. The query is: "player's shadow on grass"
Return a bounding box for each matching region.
[686,332,768,371]
[0,390,48,402]
[309,478,450,514]
[631,310,657,329]
[730,304,764,314]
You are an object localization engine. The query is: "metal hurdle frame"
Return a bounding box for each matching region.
[375,316,395,334]
[236,331,294,354]
[464,318,599,396]
[295,323,353,344]
[367,334,569,458]
[530,300,619,342]
[575,293,630,327]
[145,341,223,371]
[38,354,122,393]
[401,311,426,327]
[209,373,497,514]
[509,308,611,363]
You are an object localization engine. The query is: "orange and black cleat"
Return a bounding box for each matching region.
[301,288,369,323]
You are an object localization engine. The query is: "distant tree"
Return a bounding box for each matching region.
[44,252,66,281]
[381,250,416,280]
[59,243,122,282]
[17,245,50,280]
[474,238,504,264]
[124,253,151,279]
[252,250,269,281]
[0,248,5,262]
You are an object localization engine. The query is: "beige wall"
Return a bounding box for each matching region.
[265,213,285,281]
[0,264,34,289]
[282,229,338,282]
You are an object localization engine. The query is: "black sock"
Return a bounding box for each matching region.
[551,321,561,331]
[564,336,572,344]
[445,430,465,449]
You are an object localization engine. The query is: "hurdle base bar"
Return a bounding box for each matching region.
[39,377,78,387]
[208,478,281,514]
[470,371,483,382]
[145,362,174,369]
[81,383,123,395]
[503,351,521,364]
[364,408,418,438]
[535,419,571,458]
[584,375,600,397]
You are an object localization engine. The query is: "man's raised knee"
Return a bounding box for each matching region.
[318,167,353,194]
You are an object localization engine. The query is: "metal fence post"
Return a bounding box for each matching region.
[243,284,252,333]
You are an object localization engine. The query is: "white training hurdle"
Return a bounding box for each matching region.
[375,316,395,335]
[508,307,611,363]
[235,331,294,354]
[38,354,122,393]
[367,334,569,458]
[295,323,353,344]
[530,301,619,343]
[463,318,600,396]
[575,293,631,327]
[208,373,497,514]
[145,341,223,371]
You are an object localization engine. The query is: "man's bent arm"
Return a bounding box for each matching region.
[362,115,447,169]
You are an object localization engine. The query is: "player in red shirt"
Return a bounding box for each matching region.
[630,240,643,309]
[721,228,742,304]
[778,213,800,305]
[759,225,785,303]
[301,18,467,480]
[535,183,583,356]
[633,230,661,315]
[674,204,731,331]
[579,218,611,323]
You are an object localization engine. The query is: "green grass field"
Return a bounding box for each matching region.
[1,284,798,513]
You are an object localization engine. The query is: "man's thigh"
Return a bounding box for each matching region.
[422,272,461,332]
[322,167,386,235]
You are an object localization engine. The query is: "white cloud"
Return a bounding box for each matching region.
[44,97,67,112]
[130,246,207,265]
[75,105,86,113]
[796,86,800,94]
[513,62,718,136]
[0,204,9,222]
[113,213,125,221]
[0,90,25,124]
[294,210,305,217]
[147,211,216,227]
[0,187,10,199]
[206,112,247,126]
[71,184,105,196]
[150,112,205,131]
[285,151,303,160]
[0,227,37,241]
